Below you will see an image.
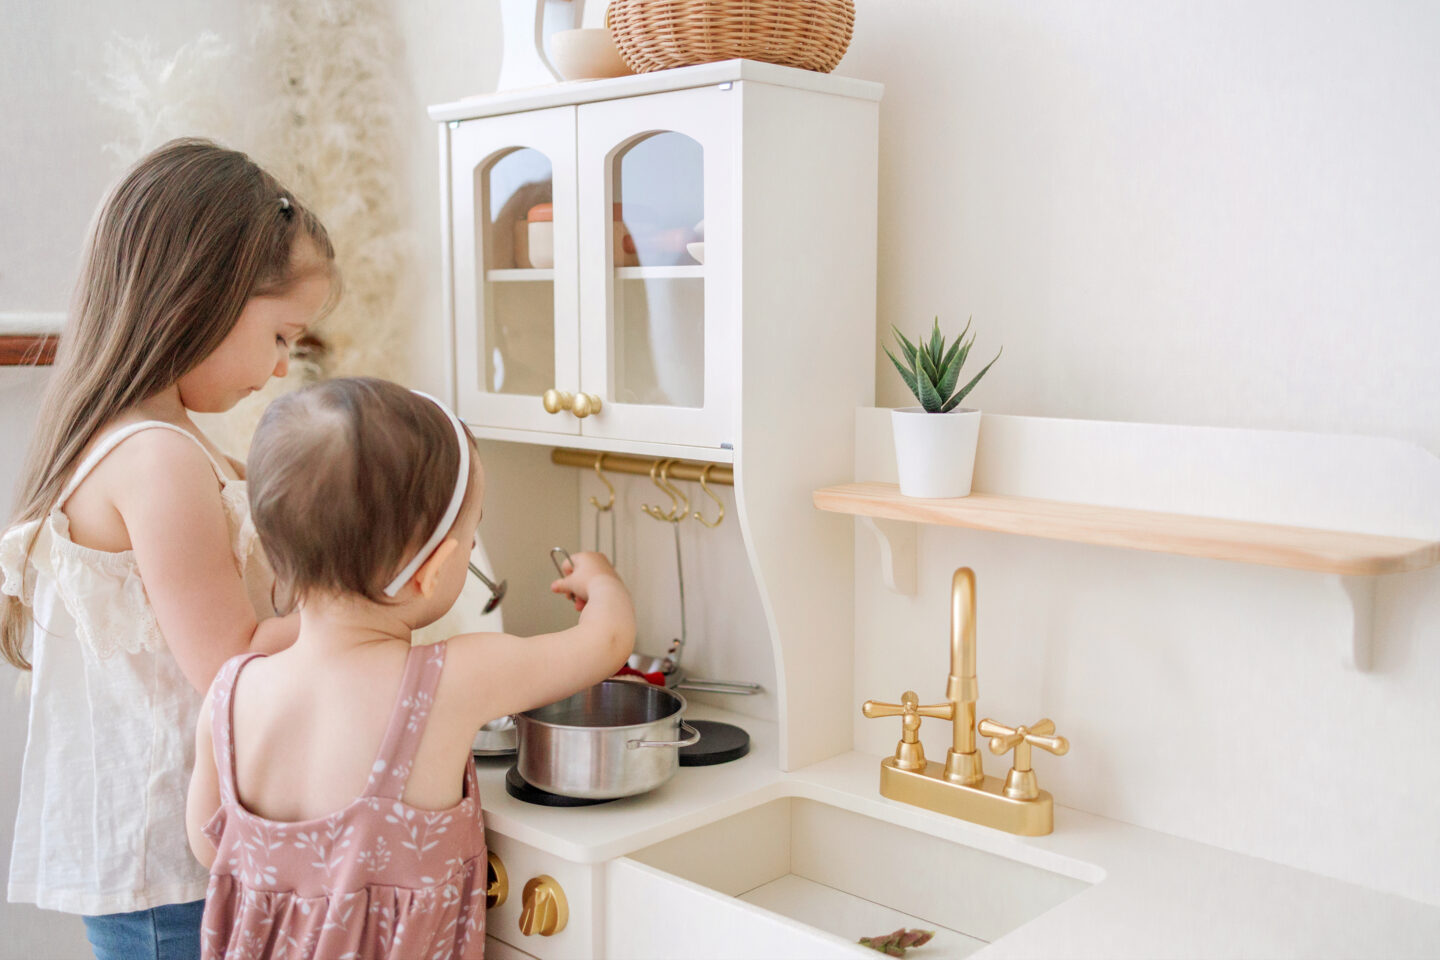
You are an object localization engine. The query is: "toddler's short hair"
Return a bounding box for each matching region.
[248,377,478,612]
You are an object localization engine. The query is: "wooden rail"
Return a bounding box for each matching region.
[0,335,58,367]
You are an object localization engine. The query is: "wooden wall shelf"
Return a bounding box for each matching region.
[0,335,57,367]
[812,482,1440,577]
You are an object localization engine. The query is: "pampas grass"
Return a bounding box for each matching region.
[95,1,414,456]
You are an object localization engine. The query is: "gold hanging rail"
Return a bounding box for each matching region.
[549,448,733,486]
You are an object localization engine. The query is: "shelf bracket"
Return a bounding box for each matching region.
[858,516,916,595]
[1324,574,1376,671]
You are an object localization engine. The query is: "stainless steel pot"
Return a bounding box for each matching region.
[515,679,700,799]
[472,715,517,756]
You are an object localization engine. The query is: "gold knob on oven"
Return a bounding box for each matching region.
[486,851,508,909]
[977,717,1069,801]
[543,389,575,414]
[571,392,602,418]
[518,875,568,937]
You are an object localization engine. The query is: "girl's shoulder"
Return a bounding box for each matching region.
[62,420,236,553]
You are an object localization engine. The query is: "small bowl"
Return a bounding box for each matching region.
[686,241,705,264]
[549,28,632,81]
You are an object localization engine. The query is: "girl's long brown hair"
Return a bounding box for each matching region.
[2,138,335,669]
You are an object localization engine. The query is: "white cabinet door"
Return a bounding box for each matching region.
[450,106,581,435]
[576,85,738,451]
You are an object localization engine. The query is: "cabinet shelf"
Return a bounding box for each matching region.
[616,265,703,280]
[486,268,555,282]
[812,482,1440,577]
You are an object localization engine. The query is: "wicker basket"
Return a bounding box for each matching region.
[606,0,855,75]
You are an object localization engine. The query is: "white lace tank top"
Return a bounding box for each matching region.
[0,421,273,915]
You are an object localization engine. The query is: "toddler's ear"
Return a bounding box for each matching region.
[416,539,460,599]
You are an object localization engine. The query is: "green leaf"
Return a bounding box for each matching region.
[915,339,941,387]
[939,335,963,378]
[915,359,945,411]
[943,346,1002,411]
[890,325,919,371]
[883,344,921,403]
[935,337,964,401]
[955,314,973,347]
[927,317,943,368]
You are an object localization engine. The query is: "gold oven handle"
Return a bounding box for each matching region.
[486,851,508,909]
[518,875,569,937]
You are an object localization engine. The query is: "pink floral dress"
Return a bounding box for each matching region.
[201,643,487,959]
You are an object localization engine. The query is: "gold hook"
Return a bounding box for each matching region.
[642,459,682,521]
[659,459,690,524]
[692,464,725,528]
[588,453,616,511]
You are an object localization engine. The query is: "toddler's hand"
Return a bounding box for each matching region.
[550,551,620,612]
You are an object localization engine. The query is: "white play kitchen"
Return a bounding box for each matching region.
[428,5,1440,959]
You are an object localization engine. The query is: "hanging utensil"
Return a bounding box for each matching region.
[655,462,760,696]
[660,460,687,669]
[589,453,618,564]
[467,562,508,614]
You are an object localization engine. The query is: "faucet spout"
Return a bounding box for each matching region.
[943,568,984,785]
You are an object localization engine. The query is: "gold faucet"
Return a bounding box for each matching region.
[862,568,1069,836]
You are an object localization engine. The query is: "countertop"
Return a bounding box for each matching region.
[476,703,1440,958]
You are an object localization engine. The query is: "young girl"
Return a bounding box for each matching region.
[0,139,337,959]
[186,377,635,958]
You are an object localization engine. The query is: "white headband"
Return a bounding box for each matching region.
[382,391,471,597]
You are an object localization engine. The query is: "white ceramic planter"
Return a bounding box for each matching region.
[892,407,982,498]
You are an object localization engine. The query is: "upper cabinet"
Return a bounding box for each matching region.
[451,106,581,437]
[434,61,882,465]
[437,61,884,767]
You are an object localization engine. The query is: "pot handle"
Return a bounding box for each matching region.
[626,721,701,750]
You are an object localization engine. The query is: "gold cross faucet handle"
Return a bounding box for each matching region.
[863,691,954,771]
[977,718,1069,801]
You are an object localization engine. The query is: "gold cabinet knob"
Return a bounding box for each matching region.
[518,875,568,937]
[571,392,602,418]
[977,717,1068,801]
[542,389,574,414]
[486,851,508,909]
[863,690,954,772]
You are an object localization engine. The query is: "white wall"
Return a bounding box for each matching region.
[848,0,1440,451]
[1,0,249,952]
[841,0,1440,908]
[0,370,88,959]
[5,0,1440,947]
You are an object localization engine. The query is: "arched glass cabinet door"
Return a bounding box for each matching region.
[577,86,736,452]
[448,106,579,434]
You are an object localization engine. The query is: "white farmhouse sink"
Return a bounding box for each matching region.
[607,797,1096,959]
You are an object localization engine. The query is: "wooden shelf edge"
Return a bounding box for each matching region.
[812,482,1440,577]
[0,335,58,367]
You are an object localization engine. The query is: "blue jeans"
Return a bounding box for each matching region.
[82,899,204,960]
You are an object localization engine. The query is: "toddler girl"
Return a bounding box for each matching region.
[186,377,635,959]
[0,139,337,959]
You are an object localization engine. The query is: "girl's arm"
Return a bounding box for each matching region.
[444,552,636,725]
[186,692,221,869]
[115,430,294,692]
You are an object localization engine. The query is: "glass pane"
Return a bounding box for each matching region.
[481,148,554,396]
[611,133,704,408]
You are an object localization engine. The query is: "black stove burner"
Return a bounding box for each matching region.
[679,720,750,766]
[504,766,615,807]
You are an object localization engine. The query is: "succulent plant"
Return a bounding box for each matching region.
[858,928,936,956]
[884,316,1001,413]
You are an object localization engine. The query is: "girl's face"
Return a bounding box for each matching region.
[176,239,332,414]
